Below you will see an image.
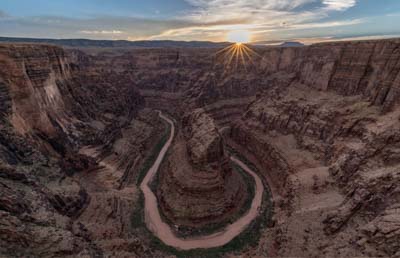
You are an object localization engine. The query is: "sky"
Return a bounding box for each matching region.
[0,0,399,44]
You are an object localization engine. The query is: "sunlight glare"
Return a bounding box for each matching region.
[227,30,251,44]
[214,39,261,72]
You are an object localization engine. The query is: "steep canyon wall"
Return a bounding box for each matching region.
[0,39,400,257]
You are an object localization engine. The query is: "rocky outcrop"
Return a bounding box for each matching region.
[258,40,400,111]
[0,44,72,137]
[0,44,149,257]
[361,204,400,257]
[227,61,400,256]
[0,82,11,121]
[158,110,248,230]
[319,124,400,256]
[230,122,293,194]
[183,109,224,165]
[0,156,95,257]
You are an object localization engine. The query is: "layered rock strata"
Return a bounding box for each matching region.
[158,109,248,228]
[229,82,400,257]
[0,44,160,257]
[1,39,400,257]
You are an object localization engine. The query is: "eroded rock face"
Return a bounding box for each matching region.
[183,108,224,166]
[158,110,247,229]
[0,44,71,137]
[228,81,400,256]
[0,44,153,257]
[0,153,94,257]
[361,204,400,256]
[1,39,400,257]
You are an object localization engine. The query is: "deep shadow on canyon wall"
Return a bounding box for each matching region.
[0,39,399,257]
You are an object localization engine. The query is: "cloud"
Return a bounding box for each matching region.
[289,18,363,29]
[0,0,369,42]
[79,30,124,35]
[386,12,400,17]
[185,0,316,11]
[167,0,362,41]
[0,15,193,40]
[183,0,318,23]
[0,10,9,18]
[322,0,357,11]
[151,17,364,41]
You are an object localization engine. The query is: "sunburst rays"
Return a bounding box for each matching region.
[213,43,261,72]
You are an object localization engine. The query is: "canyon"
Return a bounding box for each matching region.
[0,39,399,257]
[140,112,264,250]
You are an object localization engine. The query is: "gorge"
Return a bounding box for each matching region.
[0,39,400,257]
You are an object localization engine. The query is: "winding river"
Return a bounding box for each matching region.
[140,112,265,250]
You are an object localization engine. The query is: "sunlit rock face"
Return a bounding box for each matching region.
[0,44,70,137]
[183,109,225,166]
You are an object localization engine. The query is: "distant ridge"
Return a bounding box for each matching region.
[279,41,305,47]
[0,36,231,48]
[250,40,305,47]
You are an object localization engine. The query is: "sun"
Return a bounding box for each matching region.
[227,30,251,44]
[214,38,261,72]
